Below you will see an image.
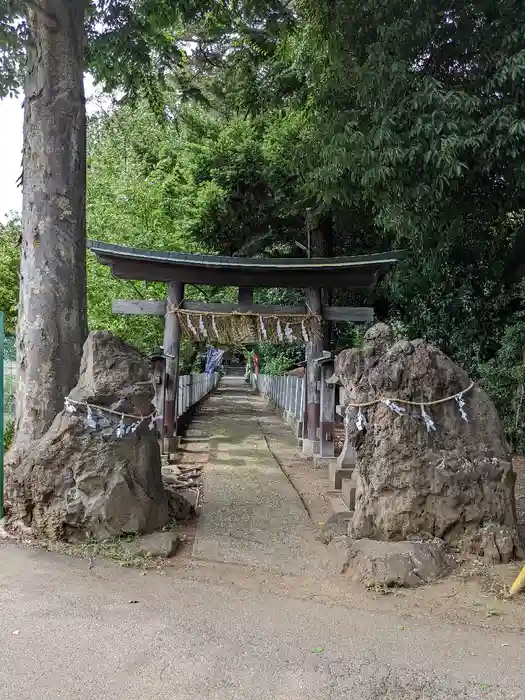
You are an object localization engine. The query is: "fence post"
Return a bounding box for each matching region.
[319,360,336,458]
[294,377,301,420]
[186,376,191,413]
[300,375,306,439]
[293,377,302,436]
[178,375,183,416]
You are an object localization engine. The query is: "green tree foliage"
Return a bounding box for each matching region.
[0,0,294,99]
[295,0,525,365]
[0,216,20,334]
[87,105,181,349]
[479,301,525,451]
[248,342,304,375]
[86,102,251,348]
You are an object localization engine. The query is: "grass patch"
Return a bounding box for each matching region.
[453,558,514,600]
[43,534,150,568]
[41,523,184,569]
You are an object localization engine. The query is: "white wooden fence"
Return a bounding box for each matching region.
[251,368,343,459]
[251,373,305,438]
[177,372,220,417]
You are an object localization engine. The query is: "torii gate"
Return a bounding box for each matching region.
[88,241,400,455]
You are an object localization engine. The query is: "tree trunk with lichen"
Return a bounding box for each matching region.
[12,0,87,452]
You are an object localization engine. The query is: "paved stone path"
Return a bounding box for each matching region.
[192,377,337,576]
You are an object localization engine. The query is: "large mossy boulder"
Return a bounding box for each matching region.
[6,331,169,540]
[334,324,521,565]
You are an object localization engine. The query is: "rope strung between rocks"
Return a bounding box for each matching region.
[65,397,157,421]
[345,381,475,408]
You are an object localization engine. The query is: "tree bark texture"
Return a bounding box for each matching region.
[14,0,88,448]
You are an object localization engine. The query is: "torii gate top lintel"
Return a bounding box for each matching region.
[87,240,402,289]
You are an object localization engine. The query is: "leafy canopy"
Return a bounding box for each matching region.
[0,215,20,334]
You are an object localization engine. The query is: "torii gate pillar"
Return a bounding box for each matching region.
[163,281,184,453]
[303,286,322,455]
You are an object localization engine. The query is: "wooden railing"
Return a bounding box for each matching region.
[251,369,341,460]
[250,373,305,439]
[177,373,220,417]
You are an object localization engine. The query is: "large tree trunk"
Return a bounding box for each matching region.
[13,1,87,450]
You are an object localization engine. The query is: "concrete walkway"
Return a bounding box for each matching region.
[1,541,523,700]
[192,378,336,576]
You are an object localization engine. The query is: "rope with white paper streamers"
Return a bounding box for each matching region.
[348,382,475,434]
[64,398,158,438]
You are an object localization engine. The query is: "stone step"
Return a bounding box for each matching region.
[341,477,356,511]
[328,461,354,490]
[326,496,354,526]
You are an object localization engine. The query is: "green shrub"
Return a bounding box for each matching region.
[249,342,304,375]
[478,316,525,453]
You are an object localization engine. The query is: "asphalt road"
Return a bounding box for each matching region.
[0,542,523,700]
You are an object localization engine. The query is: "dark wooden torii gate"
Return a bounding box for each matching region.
[88,241,400,454]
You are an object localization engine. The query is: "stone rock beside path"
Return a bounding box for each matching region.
[344,538,452,587]
[6,331,169,540]
[127,531,181,558]
[333,323,522,565]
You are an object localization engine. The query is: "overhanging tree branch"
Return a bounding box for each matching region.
[20,0,58,28]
